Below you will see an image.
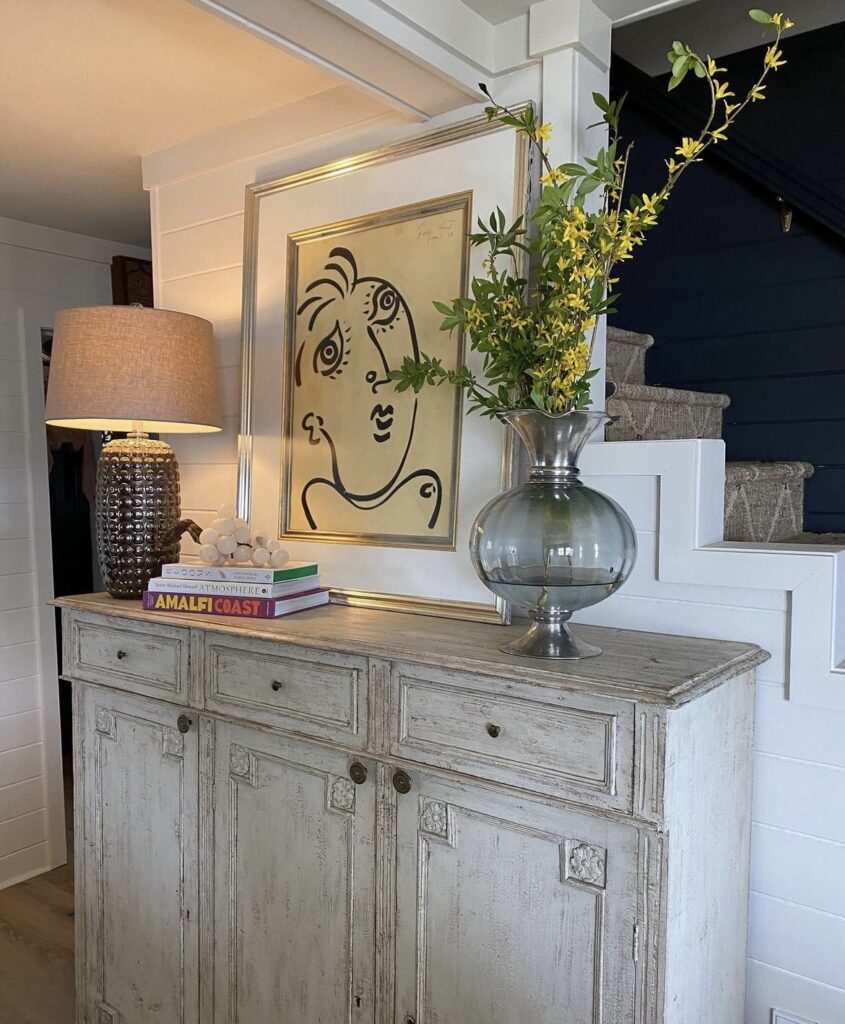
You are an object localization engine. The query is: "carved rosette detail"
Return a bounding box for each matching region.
[229,744,253,780]
[420,800,450,840]
[161,726,184,759]
[94,708,116,739]
[330,776,355,813]
[564,841,606,888]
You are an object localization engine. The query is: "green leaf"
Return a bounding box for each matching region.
[667,70,686,91]
[672,55,689,76]
[592,92,610,112]
[693,61,706,78]
[748,9,774,24]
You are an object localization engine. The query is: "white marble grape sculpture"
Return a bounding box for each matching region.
[197,504,290,567]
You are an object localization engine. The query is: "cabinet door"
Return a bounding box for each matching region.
[210,720,377,1023]
[393,772,639,1024]
[75,685,199,1024]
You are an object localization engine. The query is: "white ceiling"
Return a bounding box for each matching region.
[0,0,341,246]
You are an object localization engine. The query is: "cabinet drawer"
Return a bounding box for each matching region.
[67,613,189,703]
[390,664,634,812]
[201,633,368,747]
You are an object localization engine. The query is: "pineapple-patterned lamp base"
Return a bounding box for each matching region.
[96,433,181,599]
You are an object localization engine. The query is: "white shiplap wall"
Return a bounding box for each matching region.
[576,451,845,1024]
[0,217,150,888]
[146,99,844,1024]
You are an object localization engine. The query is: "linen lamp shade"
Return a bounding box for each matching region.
[45,305,222,433]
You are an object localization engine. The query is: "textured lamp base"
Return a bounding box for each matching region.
[96,434,181,599]
[502,617,602,660]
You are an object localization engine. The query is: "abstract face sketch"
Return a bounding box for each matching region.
[282,196,470,547]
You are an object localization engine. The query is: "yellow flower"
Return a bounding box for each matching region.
[465,304,486,329]
[707,57,726,76]
[640,193,661,214]
[710,123,729,143]
[541,167,568,186]
[724,103,739,116]
[665,157,680,175]
[764,46,786,69]
[714,81,734,100]
[533,123,553,141]
[750,84,767,102]
[675,137,704,160]
[771,13,794,29]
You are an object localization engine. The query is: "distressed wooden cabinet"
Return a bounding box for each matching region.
[58,594,768,1024]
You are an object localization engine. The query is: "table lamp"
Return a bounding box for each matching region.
[45,305,222,599]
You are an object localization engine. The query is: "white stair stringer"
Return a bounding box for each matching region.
[577,438,845,710]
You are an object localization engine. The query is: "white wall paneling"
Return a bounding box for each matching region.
[0,216,149,889]
[577,439,845,1021]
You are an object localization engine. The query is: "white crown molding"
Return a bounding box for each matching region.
[190,0,695,122]
[579,439,845,710]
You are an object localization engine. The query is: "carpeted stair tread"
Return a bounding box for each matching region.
[607,327,654,386]
[606,382,730,441]
[726,461,814,483]
[780,532,845,546]
[724,461,814,543]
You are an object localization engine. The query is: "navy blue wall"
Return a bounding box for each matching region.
[610,25,845,533]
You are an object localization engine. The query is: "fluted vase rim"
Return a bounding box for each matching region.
[500,408,614,425]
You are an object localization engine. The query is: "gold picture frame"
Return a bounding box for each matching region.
[282,192,471,549]
[238,108,534,623]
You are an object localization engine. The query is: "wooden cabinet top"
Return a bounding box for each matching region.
[55,593,768,708]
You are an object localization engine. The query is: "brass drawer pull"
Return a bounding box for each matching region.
[116,649,127,660]
[486,723,501,738]
[176,715,192,734]
[392,769,411,795]
[349,762,368,785]
[271,680,284,691]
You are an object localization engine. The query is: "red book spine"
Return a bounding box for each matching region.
[142,590,325,618]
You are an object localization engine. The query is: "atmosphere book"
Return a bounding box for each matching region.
[146,575,321,598]
[142,587,330,619]
[161,559,318,584]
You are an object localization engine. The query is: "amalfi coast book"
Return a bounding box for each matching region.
[142,587,330,619]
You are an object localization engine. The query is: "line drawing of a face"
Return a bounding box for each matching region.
[293,246,441,532]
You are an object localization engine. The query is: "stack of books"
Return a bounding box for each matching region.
[142,559,330,619]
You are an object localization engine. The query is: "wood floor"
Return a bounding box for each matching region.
[0,768,75,1024]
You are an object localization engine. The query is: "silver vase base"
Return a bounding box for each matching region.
[501,619,602,660]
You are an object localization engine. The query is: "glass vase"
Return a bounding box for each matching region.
[470,409,637,659]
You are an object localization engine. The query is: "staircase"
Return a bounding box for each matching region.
[606,327,815,543]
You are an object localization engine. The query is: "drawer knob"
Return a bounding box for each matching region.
[486,723,501,738]
[116,649,127,660]
[271,680,284,691]
[176,715,192,734]
[349,762,368,785]
[392,769,411,795]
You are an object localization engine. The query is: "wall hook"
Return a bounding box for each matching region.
[776,195,793,233]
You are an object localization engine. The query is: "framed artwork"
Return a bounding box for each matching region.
[284,193,469,548]
[239,110,533,622]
